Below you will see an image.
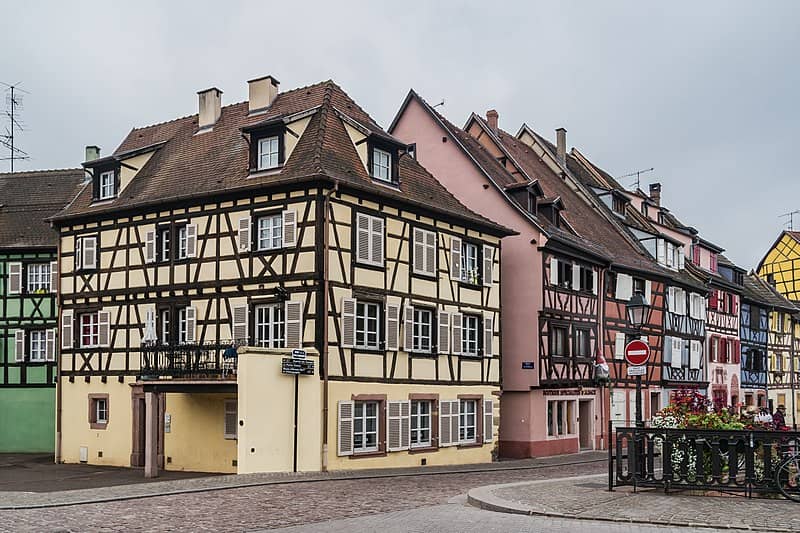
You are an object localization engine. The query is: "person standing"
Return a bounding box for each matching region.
[773,405,788,431]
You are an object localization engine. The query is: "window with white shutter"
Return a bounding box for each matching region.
[80,236,97,270]
[224,399,237,440]
[690,340,701,370]
[46,329,56,362]
[483,314,493,357]
[385,302,399,351]
[232,305,249,344]
[341,297,356,348]
[337,400,354,456]
[592,270,599,295]
[549,258,559,286]
[572,264,580,292]
[14,330,24,362]
[98,310,111,347]
[438,400,459,447]
[62,311,73,349]
[282,209,297,248]
[356,213,383,266]
[143,306,157,343]
[438,311,450,354]
[413,228,437,276]
[50,261,59,293]
[387,400,411,452]
[145,230,156,263]
[184,306,196,343]
[671,337,683,368]
[185,224,197,258]
[284,300,303,349]
[404,305,414,351]
[615,273,633,301]
[484,399,494,443]
[450,236,462,280]
[450,312,462,355]
[238,217,251,252]
[645,281,652,306]
[8,262,21,295]
[482,245,494,287]
[614,332,625,359]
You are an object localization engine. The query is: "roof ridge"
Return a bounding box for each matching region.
[311,82,335,173]
[0,167,83,178]
[325,80,385,131]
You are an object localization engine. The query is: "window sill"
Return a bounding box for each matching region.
[248,167,284,178]
[354,261,385,272]
[369,177,400,189]
[90,423,108,430]
[408,350,436,357]
[458,280,484,290]
[349,450,386,459]
[90,198,116,206]
[352,348,385,355]
[408,445,437,455]
[457,441,482,449]
[411,271,438,281]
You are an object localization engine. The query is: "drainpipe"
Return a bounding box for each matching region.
[321,180,338,471]
[598,266,607,450]
[54,228,62,464]
[792,316,798,430]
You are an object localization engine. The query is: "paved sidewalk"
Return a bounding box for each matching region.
[0,451,605,510]
[468,474,799,532]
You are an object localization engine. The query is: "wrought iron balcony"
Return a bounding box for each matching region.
[139,341,239,379]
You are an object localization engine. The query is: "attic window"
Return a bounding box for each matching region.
[248,125,284,172]
[99,170,116,200]
[257,136,280,170]
[612,195,626,215]
[372,148,391,181]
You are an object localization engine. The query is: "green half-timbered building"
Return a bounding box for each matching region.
[0,169,84,452]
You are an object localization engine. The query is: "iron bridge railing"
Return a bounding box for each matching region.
[609,423,800,498]
[140,341,239,378]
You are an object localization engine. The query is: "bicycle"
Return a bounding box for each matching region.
[775,439,800,502]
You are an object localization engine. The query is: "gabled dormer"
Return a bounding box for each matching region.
[339,110,404,186]
[537,196,564,227]
[244,117,286,172]
[504,180,543,216]
[83,143,162,203]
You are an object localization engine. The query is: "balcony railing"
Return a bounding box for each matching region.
[140,341,238,379]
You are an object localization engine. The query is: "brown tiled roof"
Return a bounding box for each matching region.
[0,169,85,249]
[742,272,797,311]
[52,81,510,235]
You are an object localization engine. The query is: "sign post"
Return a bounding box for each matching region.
[624,339,650,428]
[281,356,314,472]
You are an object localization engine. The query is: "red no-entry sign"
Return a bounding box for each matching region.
[624,339,650,366]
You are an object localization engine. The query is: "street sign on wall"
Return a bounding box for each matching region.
[626,365,647,376]
[624,339,650,366]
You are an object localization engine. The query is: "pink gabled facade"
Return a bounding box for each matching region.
[391,93,607,457]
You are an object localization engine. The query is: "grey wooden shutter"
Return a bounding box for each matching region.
[439,400,452,447]
[356,214,370,263]
[404,305,414,351]
[413,228,425,274]
[224,400,237,439]
[483,315,493,357]
[185,306,196,343]
[50,261,58,294]
[549,258,558,286]
[282,209,297,247]
[83,237,97,269]
[8,262,21,294]
[62,311,73,349]
[46,329,56,362]
[450,236,461,280]
[232,305,249,344]
[74,238,83,270]
[425,230,436,275]
[238,217,251,252]
[186,224,197,258]
[400,400,411,450]
[98,310,111,347]
[14,330,24,362]
[385,302,399,351]
[387,400,403,451]
[482,245,494,287]
[371,216,384,265]
[451,312,462,355]
[484,399,494,443]
[341,297,356,348]
[145,230,156,263]
[450,400,460,445]
[285,300,303,349]
[438,311,450,354]
[337,400,354,456]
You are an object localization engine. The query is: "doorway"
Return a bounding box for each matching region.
[650,391,661,418]
[131,388,165,468]
[578,400,593,450]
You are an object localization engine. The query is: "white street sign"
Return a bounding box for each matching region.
[627,365,647,376]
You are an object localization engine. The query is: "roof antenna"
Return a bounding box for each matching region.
[780,210,800,230]
[431,99,445,109]
[617,167,654,190]
[0,81,31,172]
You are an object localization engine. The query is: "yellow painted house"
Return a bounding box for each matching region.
[757,230,800,425]
[50,76,513,476]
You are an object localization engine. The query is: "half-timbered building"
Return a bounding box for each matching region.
[50,77,511,474]
[740,274,771,409]
[765,293,797,424]
[0,168,83,452]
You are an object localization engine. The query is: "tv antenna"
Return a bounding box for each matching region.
[780,210,800,230]
[617,167,654,190]
[0,81,31,172]
[431,99,445,109]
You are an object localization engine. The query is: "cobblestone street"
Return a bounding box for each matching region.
[0,460,607,532]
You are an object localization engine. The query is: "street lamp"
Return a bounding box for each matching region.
[626,291,651,428]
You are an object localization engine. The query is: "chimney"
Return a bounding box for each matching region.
[556,128,567,165]
[649,182,662,206]
[486,109,498,132]
[85,145,100,163]
[248,75,280,113]
[197,87,223,130]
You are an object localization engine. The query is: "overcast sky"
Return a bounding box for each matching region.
[2,1,798,268]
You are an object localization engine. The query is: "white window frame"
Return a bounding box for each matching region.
[254,303,285,348]
[413,228,437,276]
[460,241,479,284]
[27,263,52,293]
[412,308,433,353]
[257,136,280,170]
[29,330,47,362]
[80,313,100,348]
[355,302,381,350]
[459,399,477,444]
[372,147,391,181]
[159,227,171,262]
[95,398,108,424]
[178,307,189,344]
[462,314,480,356]
[256,213,283,251]
[353,400,379,453]
[177,225,188,260]
[410,399,431,448]
[355,213,384,267]
[99,170,115,200]
[547,399,577,438]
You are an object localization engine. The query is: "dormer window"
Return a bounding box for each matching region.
[372,147,391,181]
[257,135,280,170]
[99,170,116,200]
[612,195,626,215]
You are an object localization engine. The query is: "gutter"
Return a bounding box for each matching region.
[321,180,338,470]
